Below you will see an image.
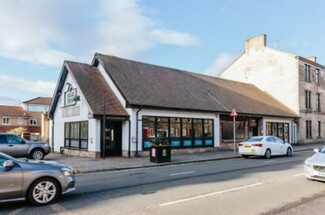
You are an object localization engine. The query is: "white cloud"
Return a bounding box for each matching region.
[0,0,199,66]
[93,0,199,58]
[150,29,199,46]
[0,96,21,105]
[0,75,56,96]
[205,53,238,76]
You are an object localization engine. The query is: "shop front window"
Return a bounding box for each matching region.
[221,122,245,141]
[182,118,192,147]
[170,118,181,147]
[204,119,214,146]
[142,116,214,150]
[142,116,156,149]
[266,122,289,142]
[193,119,203,146]
[80,121,88,149]
[64,121,88,149]
[157,117,169,138]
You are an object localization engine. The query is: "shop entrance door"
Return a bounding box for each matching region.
[105,121,122,157]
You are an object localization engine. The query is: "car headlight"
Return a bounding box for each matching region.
[61,167,74,177]
[305,158,312,168]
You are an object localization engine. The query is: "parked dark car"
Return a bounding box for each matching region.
[0,152,75,205]
[0,133,51,160]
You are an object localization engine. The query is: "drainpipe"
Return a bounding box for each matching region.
[51,119,54,152]
[128,119,131,158]
[102,97,106,160]
[135,108,142,157]
[291,119,296,144]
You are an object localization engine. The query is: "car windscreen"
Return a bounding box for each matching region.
[320,148,325,153]
[245,137,264,142]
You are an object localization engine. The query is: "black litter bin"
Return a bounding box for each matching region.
[150,143,171,163]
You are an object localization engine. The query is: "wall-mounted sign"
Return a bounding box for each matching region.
[62,106,80,117]
[64,83,79,107]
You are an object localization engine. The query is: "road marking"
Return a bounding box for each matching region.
[50,203,75,215]
[263,161,276,164]
[159,182,262,207]
[8,208,26,215]
[293,173,304,177]
[170,171,195,176]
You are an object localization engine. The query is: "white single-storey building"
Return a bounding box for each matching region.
[49,53,298,158]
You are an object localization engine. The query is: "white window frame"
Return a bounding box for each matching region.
[2,117,10,125]
[18,117,23,125]
[30,118,37,125]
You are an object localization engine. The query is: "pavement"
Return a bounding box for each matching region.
[44,143,325,174]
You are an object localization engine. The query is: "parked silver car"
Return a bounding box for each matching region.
[0,133,51,160]
[0,152,75,205]
[305,147,325,182]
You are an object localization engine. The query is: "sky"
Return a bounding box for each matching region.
[1,0,325,105]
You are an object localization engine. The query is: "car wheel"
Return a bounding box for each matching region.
[27,178,59,205]
[264,149,271,159]
[30,148,45,160]
[241,155,249,158]
[286,148,293,157]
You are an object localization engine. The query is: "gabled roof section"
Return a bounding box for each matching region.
[65,61,128,117]
[23,97,52,105]
[49,61,129,118]
[0,105,29,117]
[95,53,298,118]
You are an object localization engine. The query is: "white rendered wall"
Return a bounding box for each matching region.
[221,47,300,114]
[52,72,98,153]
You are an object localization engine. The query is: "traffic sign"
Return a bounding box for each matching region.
[230,108,237,117]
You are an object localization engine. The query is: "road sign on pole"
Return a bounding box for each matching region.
[230,108,237,117]
[230,108,237,154]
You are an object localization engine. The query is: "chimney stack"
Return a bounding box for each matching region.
[245,34,267,52]
[308,56,317,62]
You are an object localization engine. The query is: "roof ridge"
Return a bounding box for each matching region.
[95,52,203,76]
[65,60,94,67]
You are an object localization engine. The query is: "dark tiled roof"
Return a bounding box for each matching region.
[23,97,52,105]
[0,105,29,117]
[65,62,129,117]
[95,53,298,118]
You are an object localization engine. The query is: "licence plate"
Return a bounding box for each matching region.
[244,145,251,148]
[317,172,325,177]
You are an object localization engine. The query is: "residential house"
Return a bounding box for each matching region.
[0,105,30,137]
[49,53,297,158]
[20,97,52,142]
[0,97,52,141]
[220,34,325,143]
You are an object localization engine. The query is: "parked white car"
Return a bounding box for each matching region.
[304,147,325,182]
[238,136,293,159]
